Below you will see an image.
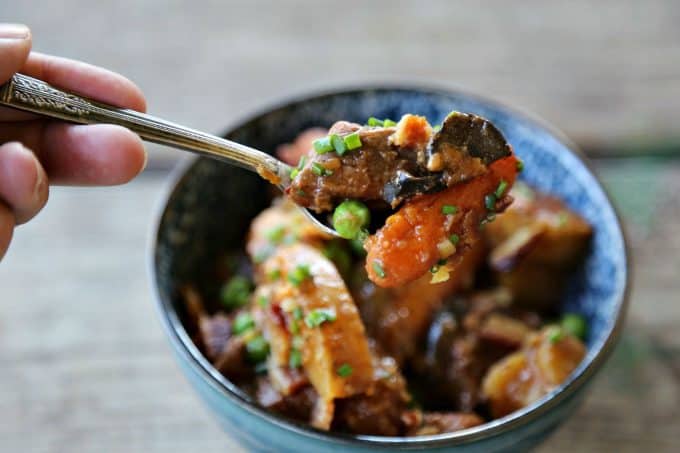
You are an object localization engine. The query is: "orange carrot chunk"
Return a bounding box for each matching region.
[365,155,519,287]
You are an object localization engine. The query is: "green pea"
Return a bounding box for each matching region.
[232,312,255,335]
[220,276,253,309]
[332,200,370,240]
[246,335,270,363]
[561,313,587,339]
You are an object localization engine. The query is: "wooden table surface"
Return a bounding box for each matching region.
[1,157,679,452]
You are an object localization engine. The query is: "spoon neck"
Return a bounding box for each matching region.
[0,73,291,182]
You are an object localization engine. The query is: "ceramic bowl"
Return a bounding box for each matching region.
[150,86,629,452]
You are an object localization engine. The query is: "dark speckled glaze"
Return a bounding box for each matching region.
[150,86,629,452]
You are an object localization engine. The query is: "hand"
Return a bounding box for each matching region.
[0,23,147,261]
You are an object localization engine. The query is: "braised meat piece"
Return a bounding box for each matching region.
[483,182,592,309]
[481,326,586,418]
[287,113,512,213]
[412,290,541,412]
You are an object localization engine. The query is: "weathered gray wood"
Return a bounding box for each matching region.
[11,0,680,165]
[1,158,678,452]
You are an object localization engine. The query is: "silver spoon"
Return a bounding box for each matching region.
[0,73,340,237]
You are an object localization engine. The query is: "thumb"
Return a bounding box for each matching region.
[0,23,31,84]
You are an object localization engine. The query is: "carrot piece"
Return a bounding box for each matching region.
[365,155,519,287]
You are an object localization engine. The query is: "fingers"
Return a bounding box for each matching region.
[41,123,147,185]
[22,52,147,112]
[0,200,13,261]
[0,23,31,84]
[0,141,48,224]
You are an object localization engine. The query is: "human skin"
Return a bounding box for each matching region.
[0,23,148,260]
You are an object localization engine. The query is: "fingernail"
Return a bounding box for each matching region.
[0,23,30,40]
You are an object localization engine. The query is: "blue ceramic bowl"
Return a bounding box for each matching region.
[150,86,629,452]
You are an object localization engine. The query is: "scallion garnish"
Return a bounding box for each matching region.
[485,194,497,211]
[266,225,286,244]
[449,234,460,245]
[516,159,524,172]
[290,168,299,179]
[289,348,302,368]
[305,308,337,328]
[232,312,255,336]
[367,117,383,127]
[495,180,508,198]
[547,326,564,344]
[292,306,303,321]
[337,363,353,377]
[330,134,347,155]
[383,119,397,127]
[313,137,333,154]
[441,205,458,215]
[343,132,362,151]
[311,162,332,177]
[372,260,386,278]
[257,295,269,308]
[267,269,281,281]
[288,264,311,286]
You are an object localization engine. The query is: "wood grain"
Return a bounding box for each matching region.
[1,158,678,452]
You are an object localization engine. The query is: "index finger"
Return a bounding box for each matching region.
[0,51,148,122]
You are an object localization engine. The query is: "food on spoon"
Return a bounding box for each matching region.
[287,112,512,213]
[178,123,590,437]
[365,154,519,288]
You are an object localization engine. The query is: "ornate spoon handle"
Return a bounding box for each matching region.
[0,73,290,184]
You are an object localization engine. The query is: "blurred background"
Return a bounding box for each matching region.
[1,1,679,451]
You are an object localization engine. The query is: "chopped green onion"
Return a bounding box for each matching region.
[343,132,362,151]
[495,180,508,198]
[296,189,307,197]
[383,119,397,127]
[313,137,333,154]
[372,260,386,279]
[289,168,299,179]
[232,312,255,335]
[485,194,497,211]
[337,363,353,377]
[367,117,383,127]
[220,276,253,309]
[267,269,281,281]
[289,348,302,368]
[289,319,299,335]
[311,162,332,177]
[288,264,311,286]
[257,295,269,308]
[330,134,347,155]
[430,264,440,274]
[332,200,370,240]
[441,205,458,215]
[432,124,442,132]
[245,335,270,363]
[266,225,286,244]
[292,306,303,321]
[305,308,337,328]
[561,313,587,339]
[449,234,460,245]
[547,326,564,344]
[297,155,307,170]
[516,159,524,172]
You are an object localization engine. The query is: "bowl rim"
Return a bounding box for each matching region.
[148,82,631,448]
